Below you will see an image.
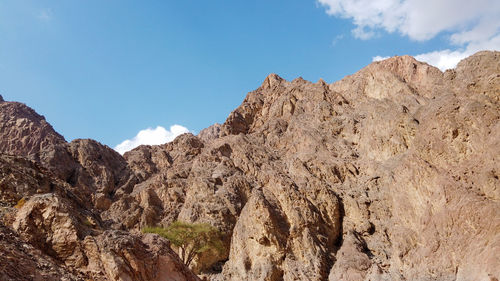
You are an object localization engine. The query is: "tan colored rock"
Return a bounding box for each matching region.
[0,153,199,280]
[0,222,84,281]
[100,51,499,280]
[83,231,200,281]
[13,194,88,267]
[1,51,499,281]
[328,233,373,281]
[10,192,200,281]
[198,123,222,143]
[222,189,288,281]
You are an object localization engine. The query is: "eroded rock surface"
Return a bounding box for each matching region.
[0,101,199,280]
[0,51,498,280]
[0,222,84,281]
[0,100,65,159]
[120,51,498,281]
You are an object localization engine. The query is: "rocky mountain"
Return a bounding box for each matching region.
[0,98,198,280]
[0,51,499,281]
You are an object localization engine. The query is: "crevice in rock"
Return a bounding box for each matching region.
[333,195,345,249]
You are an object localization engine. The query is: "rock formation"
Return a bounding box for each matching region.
[0,51,498,281]
[0,99,66,159]
[0,102,198,280]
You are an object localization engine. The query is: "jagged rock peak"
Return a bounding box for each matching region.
[374,54,442,77]
[0,100,66,158]
[453,50,500,80]
[317,78,328,86]
[451,50,500,100]
[292,76,307,84]
[456,50,500,68]
[375,54,421,66]
[0,94,4,102]
[261,73,285,89]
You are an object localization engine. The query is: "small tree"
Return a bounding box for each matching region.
[143,221,224,266]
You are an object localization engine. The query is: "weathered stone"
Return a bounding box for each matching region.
[0,100,66,159]
[0,51,498,281]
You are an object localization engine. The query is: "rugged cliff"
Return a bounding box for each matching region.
[0,51,499,281]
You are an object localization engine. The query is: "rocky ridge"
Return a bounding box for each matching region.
[0,104,198,280]
[0,51,498,281]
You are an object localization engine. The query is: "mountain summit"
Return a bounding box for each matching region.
[0,51,499,281]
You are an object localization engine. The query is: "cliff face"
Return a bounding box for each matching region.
[0,51,498,281]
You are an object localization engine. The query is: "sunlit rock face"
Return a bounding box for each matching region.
[0,51,498,281]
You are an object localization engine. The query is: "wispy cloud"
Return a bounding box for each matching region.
[114,125,190,155]
[37,8,53,21]
[331,34,344,46]
[319,0,500,69]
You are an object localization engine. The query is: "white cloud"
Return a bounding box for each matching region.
[413,33,500,70]
[372,49,468,71]
[372,55,390,62]
[114,125,190,155]
[352,26,377,40]
[318,0,500,41]
[414,50,468,71]
[319,0,500,69]
[37,8,52,21]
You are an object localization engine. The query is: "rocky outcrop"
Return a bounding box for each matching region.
[0,151,198,280]
[198,123,222,143]
[0,154,52,206]
[0,51,498,280]
[11,192,199,280]
[64,139,138,210]
[82,231,200,281]
[0,104,196,278]
[0,222,83,281]
[0,98,139,211]
[0,99,66,159]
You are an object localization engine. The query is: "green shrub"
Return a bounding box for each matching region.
[144,221,223,266]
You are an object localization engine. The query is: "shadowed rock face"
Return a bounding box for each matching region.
[0,51,499,281]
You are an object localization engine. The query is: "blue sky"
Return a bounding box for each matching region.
[0,0,498,153]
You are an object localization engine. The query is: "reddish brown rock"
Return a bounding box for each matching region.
[0,100,66,159]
